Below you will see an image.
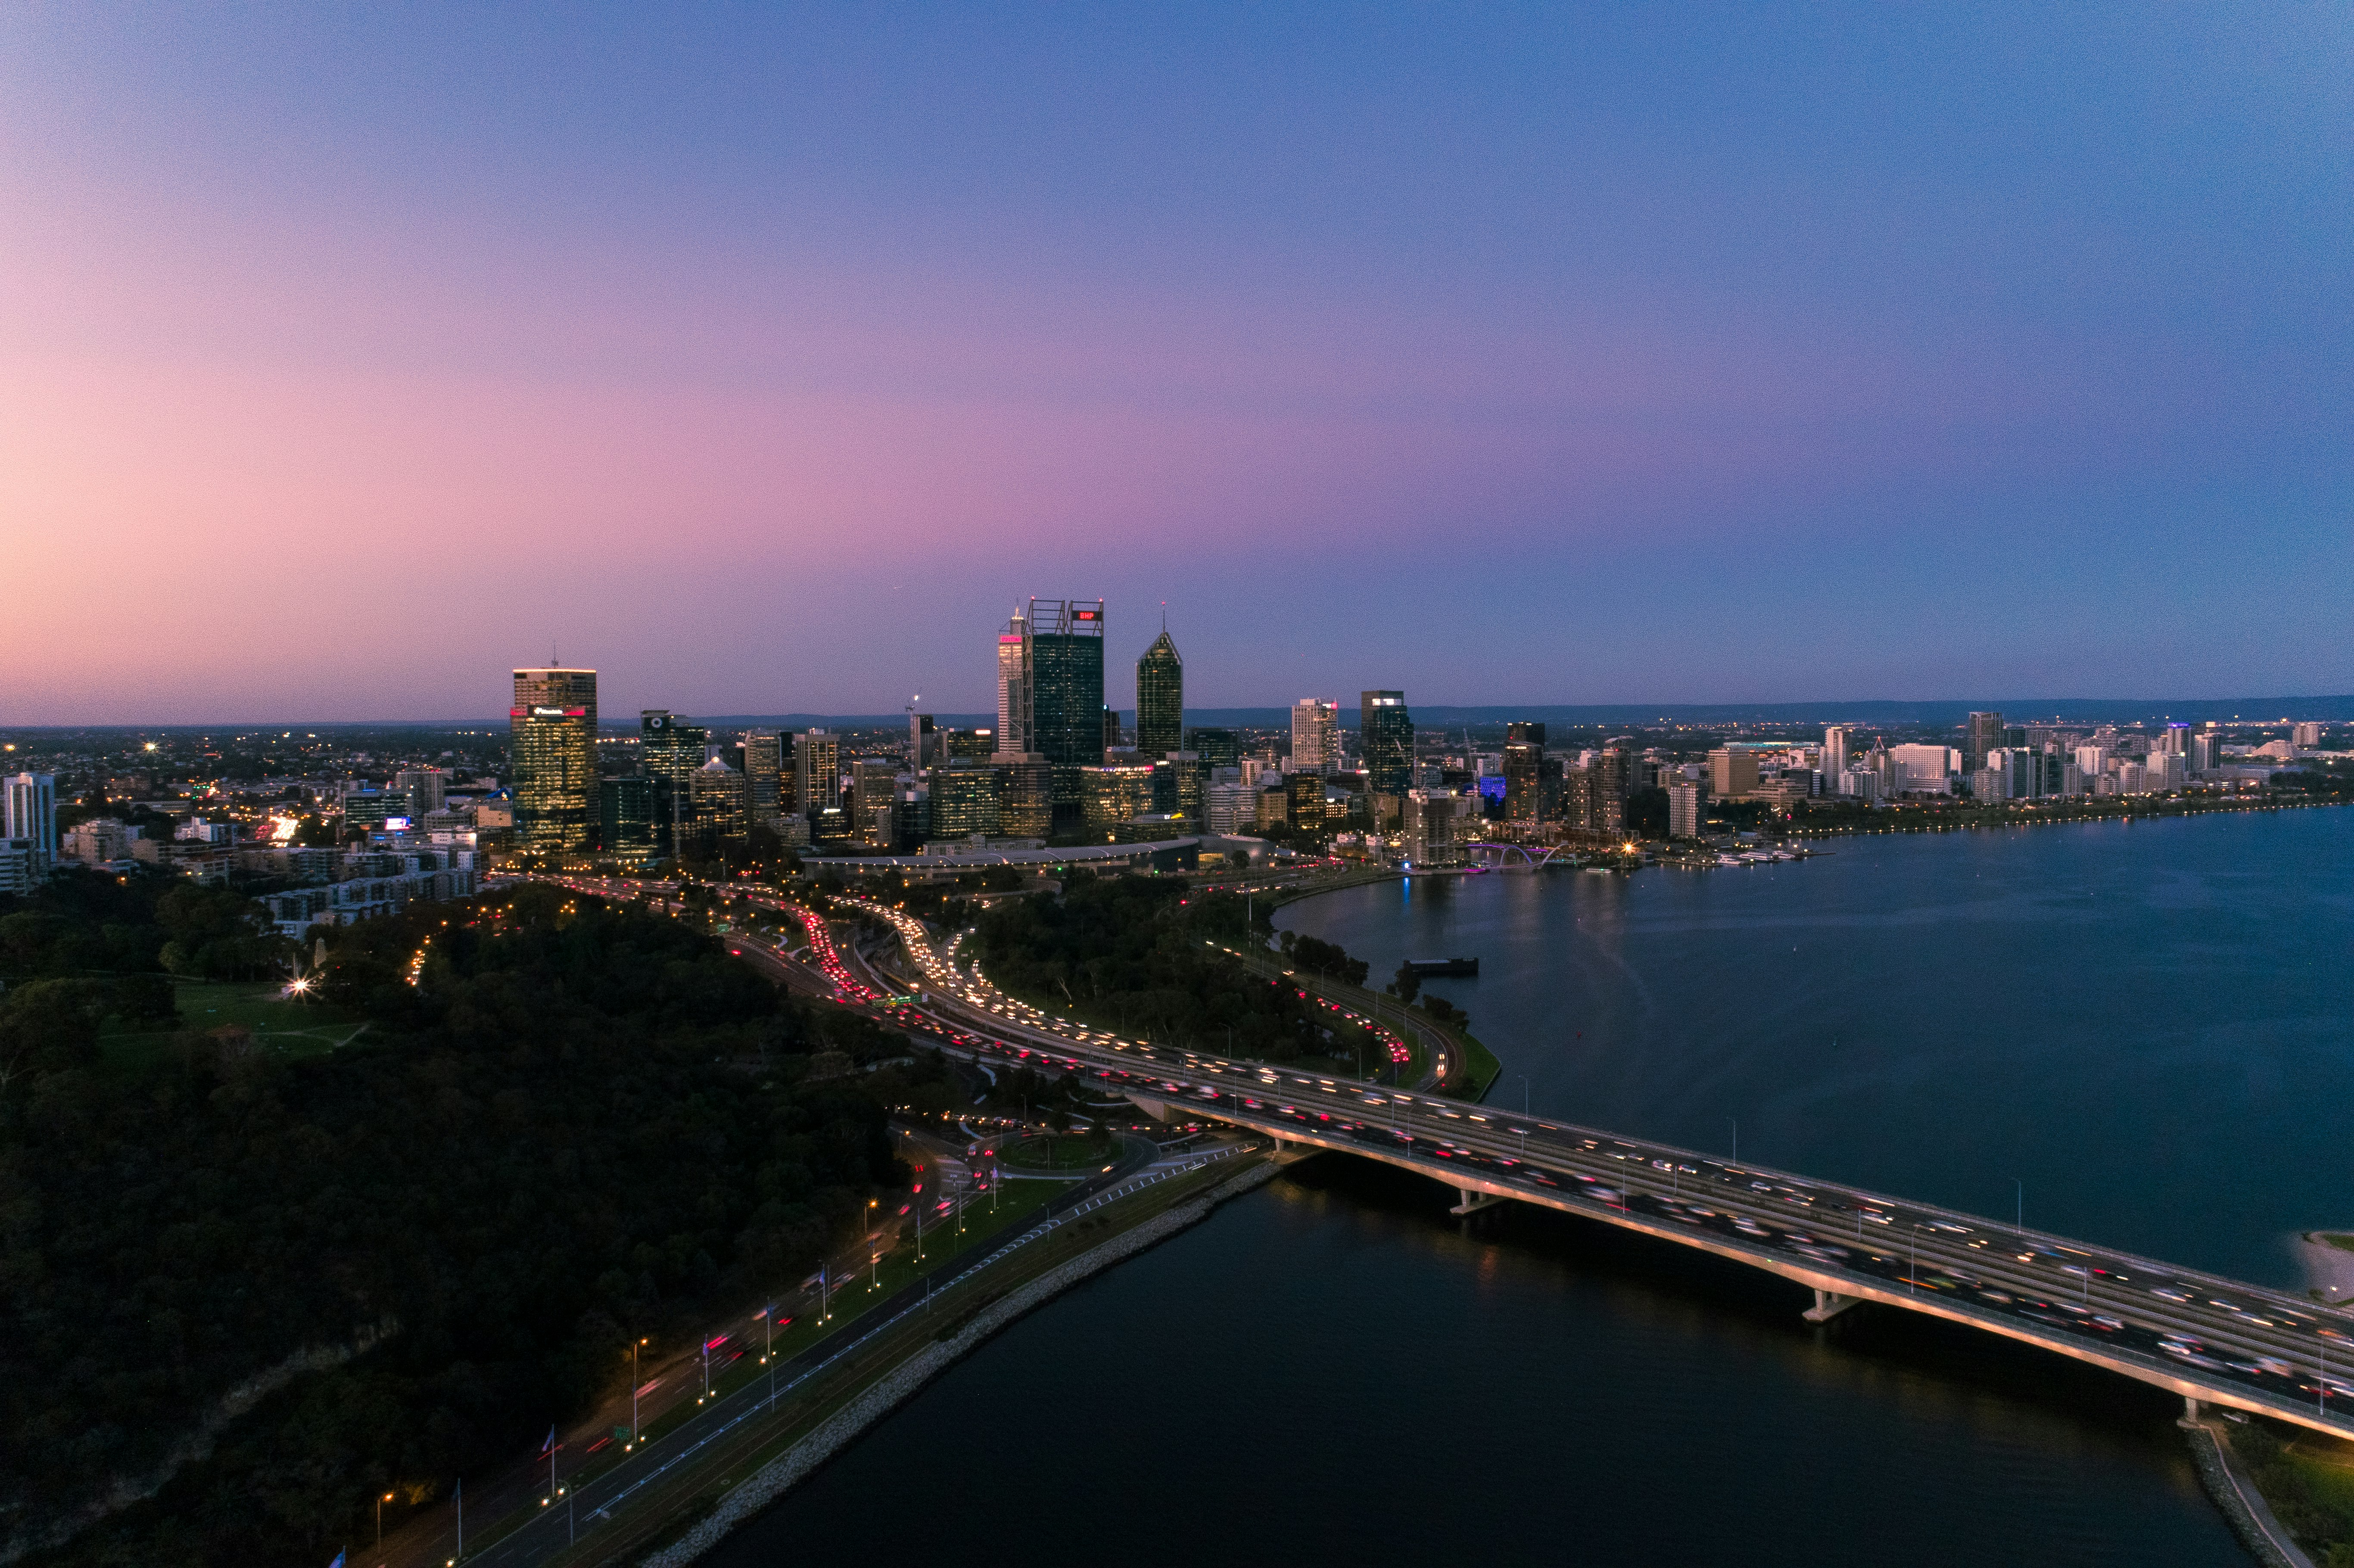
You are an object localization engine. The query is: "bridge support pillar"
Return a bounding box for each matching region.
[1450,1187,1507,1217]
[1126,1092,1171,1123]
[2180,1397,2205,1429]
[1803,1289,1862,1324]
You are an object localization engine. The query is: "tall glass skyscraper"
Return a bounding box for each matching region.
[641,709,709,856]
[1136,629,1184,759]
[1027,598,1105,829]
[1360,690,1412,796]
[511,668,597,854]
[1502,720,1545,821]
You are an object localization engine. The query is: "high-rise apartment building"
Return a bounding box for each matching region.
[1965,711,2005,774]
[1360,691,1412,796]
[1502,722,1545,820]
[1290,699,1339,774]
[3,773,58,873]
[2190,732,2222,772]
[1667,780,1703,839]
[511,668,597,854]
[1136,629,1184,760]
[907,713,940,768]
[2294,722,2324,749]
[1595,747,1629,833]
[793,729,840,820]
[2162,722,2191,756]
[394,768,449,816]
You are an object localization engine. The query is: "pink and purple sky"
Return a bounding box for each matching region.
[3,5,2349,723]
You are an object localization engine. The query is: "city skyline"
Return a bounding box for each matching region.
[6,7,2353,724]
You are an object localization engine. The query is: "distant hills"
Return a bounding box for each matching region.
[10,696,2348,734]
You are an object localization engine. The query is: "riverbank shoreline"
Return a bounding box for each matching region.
[2292,1232,2354,1306]
[641,1156,1286,1568]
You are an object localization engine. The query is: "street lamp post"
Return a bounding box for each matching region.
[2014,1177,2024,1238]
[632,1338,646,1445]
[379,1490,393,1549]
[1730,1117,1738,1164]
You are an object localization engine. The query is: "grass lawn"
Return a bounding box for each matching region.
[101,980,368,1067]
[1004,1133,1118,1170]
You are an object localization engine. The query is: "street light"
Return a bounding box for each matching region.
[631,1338,647,1447]
[378,1490,393,1548]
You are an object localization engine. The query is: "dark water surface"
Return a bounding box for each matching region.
[710,809,2350,1566]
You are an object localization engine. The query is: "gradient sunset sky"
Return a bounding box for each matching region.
[4,5,2349,723]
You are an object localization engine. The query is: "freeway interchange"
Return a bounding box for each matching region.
[534,874,2354,1444]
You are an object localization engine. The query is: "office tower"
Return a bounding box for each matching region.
[1080,763,1155,838]
[1822,726,1851,781]
[1965,711,2004,773]
[2294,722,2323,749]
[994,757,1053,838]
[1708,747,1761,799]
[1137,628,1184,760]
[394,767,449,816]
[908,712,939,767]
[1185,727,1240,772]
[2,773,58,873]
[1284,772,1329,836]
[947,727,996,761]
[850,759,899,847]
[641,711,708,856]
[792,729,839,819]
[928,763,1002,839]
[741,730,784,824]
[1885,744,1955,793]
[1291,699,1339,774]
[1502,722,1545,820]
[1360,691,1412,796]
[687,756,748,850]
[511,667,597,854]
[2161,722,2190,756]
[1205,779,1254,834]
[1102,706,1124,757]
[2189,732,2220,772]
[1021,598,1106,828]
[996,607,1034,757]
[1668,780,1703,839]
[599,775,656,865]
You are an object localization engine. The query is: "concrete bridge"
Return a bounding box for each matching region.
[850,900,2354,1444]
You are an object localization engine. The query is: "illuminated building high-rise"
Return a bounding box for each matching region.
[1965,711,2005,774]
[792,729,839,819]
[1360,691,1412,796]
[3,773,58,874]
[995,607,1034,758]
[1290,699,1339,773]
[1028,598,1106,829]
[1136,629,1184,760]
[741,730,784,824]
[1185,727,1239,772]
[641,710,708,857]
[1502,721,1544,821]
[511,667,597,854]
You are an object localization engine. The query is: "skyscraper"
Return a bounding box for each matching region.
[641,710,709,856]
[1822,725,1851,781]
[1136,629,1184,760]
[1185,727,1240,772]
[1028,598,1106,828]
[995,607,1034,758]
[741,730,784,824]
[792,729,839,819]
[511,667,597,854]
[1965,711,2005,774]
[1360,691,1412,796]
[1502,722,1545,821]
[599,775,656,865]
[1290,699,1339,773]
[2,773,57,874]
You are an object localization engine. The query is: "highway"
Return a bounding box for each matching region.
[521,872,2354,1440]
[832,895,2354,1442]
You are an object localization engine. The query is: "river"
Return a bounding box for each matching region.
[708,806,2350,1565]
